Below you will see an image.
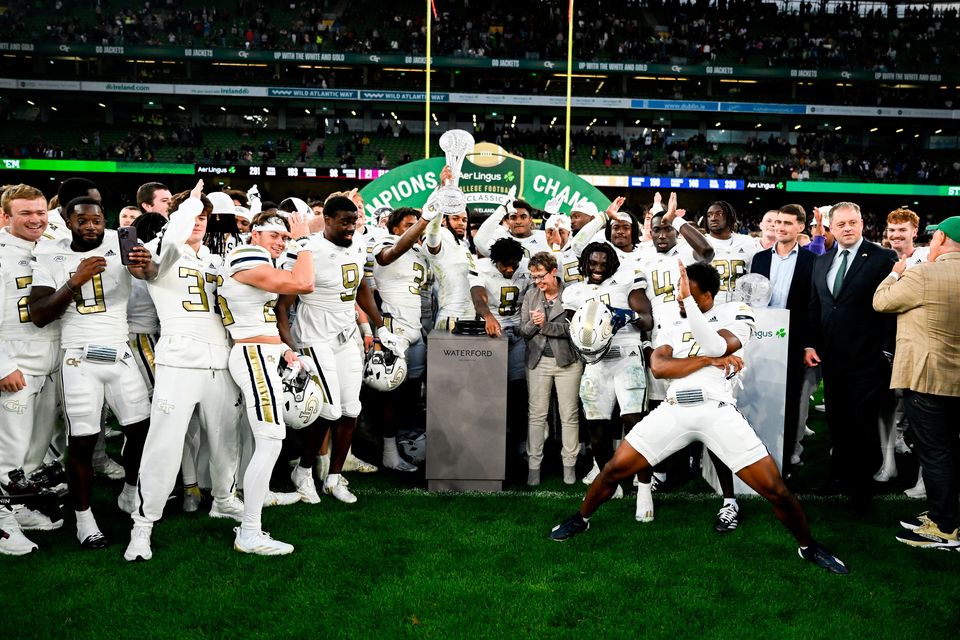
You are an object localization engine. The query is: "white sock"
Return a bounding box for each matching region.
[383,437,399,456]
[122,483,137,499]
[724,498,739,509]
[241,437,282,533]
[325,473,341,490]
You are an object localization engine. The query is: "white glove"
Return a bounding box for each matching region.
[422,190,442,221]
[502,185,517,214]
[544,195,563,215]
[376,326,406,358]
[247,184,262,215]
[247,183,260,201]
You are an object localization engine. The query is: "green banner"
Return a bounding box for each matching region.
[786,181,960,197]
[2,42,950,83]
[359,144,610,218]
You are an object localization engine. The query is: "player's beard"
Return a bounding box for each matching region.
[72,231,105,253]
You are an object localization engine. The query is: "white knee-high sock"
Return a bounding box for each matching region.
[241,437,282,533]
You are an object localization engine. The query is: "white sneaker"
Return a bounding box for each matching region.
[905,476,926,499]
[124,526,153,562]
[13,506,64,531]
[790,452,803,466]
[233,527,294,556]
[323,478,358,504]
[93,456,125,481]
[263,491,300,507]
[209,496,245,522]
[183,486,202,513]
[611,485,624,500]
[814,403,825,412]
[873,467,897,482]
[803,425,816,437]
[894,434,911,454]
[290,468,321,504]
[117,485,138,515]
[582,461,600,485]
[315,453,331,482]
[0,518,38,556]
[635,482,654,523]
[342,454,378,473]
[104,428,122,439]
[382,455,418,472]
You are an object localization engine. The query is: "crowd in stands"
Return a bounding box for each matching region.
[4,119,957,187]
[3,0,958,73]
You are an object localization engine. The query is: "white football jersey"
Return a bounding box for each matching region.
[361,225,385,291]
[639,242,698,340]
[44,209,71,242]
[656,301,756,404]
[146,207,231,367]
[0,230,60,375]
[905,246,930,268]
[495,228,551,258]
[562,265,648,346]
[218,245,280,341]
[295,232,367,344]
[706,233,762,304]
[32,230,132,348]
[372,234,427,335]
[557,247,583,284]
[126,278,159,336]
[427,228,477,320]
[469,257,531,329]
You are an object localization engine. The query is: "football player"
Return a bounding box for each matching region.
[474,193,549,258]
[218,209,315,555]
[29,197,152,549]
[702,201,762,304]
[550,262,849,575]
[370,206,439,471]
[282,194,402,504]
[0,184,64,534]
[424,167,477,331]
[471,237,532,470]
[700,200,764,530]
[562,240,653,493]
[124,181,260,562]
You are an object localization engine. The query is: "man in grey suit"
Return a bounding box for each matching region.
[803,202,896,509]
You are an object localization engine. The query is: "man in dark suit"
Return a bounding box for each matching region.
[804,202,897,508]
[750,204,820,476]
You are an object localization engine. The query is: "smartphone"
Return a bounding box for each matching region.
[118,226,138,265]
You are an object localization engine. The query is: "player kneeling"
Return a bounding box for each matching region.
[218,211,315,555]
[549,262,849,574]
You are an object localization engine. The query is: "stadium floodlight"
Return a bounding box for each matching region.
[50,107,57,111]
[27,100,35,106]
[220,106,226,112]
[98,103,106,108]
[834,126,842,131]
[896,128,904,133]
[793,124,801,130]
[935,129,943,134]
[869,127,878,132]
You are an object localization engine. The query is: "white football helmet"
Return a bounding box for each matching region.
[280,362,325,429]
[569,299,615,364]
[398,432,426,464]
[363,345,408,391]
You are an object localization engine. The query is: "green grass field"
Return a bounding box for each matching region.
[3,407,958,639]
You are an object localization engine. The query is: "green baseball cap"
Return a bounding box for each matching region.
[926,216,960,242]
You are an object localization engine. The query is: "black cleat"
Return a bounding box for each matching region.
[713,504,740,533]
[550,513,589,541]
[799,542,849,574]
[79,531,109,549]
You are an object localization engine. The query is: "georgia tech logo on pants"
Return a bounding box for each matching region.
[157,399,176,414]
[65,358,81,367]
[2,399,27,414]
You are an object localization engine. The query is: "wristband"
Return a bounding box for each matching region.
[295,237,312,251]
[887,271,900,281]
[671,217,688,233]
[359,322,373,338]
[65,281,78,294]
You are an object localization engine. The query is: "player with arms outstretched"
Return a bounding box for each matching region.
[549,262,849,574]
